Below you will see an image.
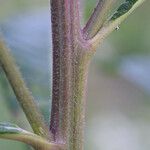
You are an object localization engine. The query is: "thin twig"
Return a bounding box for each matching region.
[0,38,52,140]
[0,123,62,150]
[89,0,146,50]
[83,0,116,39]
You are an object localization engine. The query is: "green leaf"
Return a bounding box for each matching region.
[0,122,24,134]
[0,122,33,146]
[89,0,146,51]
[0,122,61,150]
[110,0,140,20]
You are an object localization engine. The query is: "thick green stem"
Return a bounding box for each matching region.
[0,39,51,140]
[67,53,91,150]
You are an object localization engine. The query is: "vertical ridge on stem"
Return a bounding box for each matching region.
[50,1,91,150]
[50,0,81,142]
[50,0,92,150]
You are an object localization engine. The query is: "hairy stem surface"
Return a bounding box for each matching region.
[50,0,92,149]
[83,0,115,39]
[0,39,51,140]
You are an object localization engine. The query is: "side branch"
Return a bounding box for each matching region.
[89,0,146,50]
[83,0,115,39]
[0,39,51,140]
[0,123,61,150]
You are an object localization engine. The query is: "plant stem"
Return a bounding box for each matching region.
[0,39,51,140]
[83,0,115,39]
[50,0,147,149]
[0,129,61,150]
[50,0,92,149]
[87,0,146,49]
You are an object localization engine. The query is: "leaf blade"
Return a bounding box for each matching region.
[0,122,62,150]
[110,0,143,21]
[90,0,146,48]
[0,122,24,134]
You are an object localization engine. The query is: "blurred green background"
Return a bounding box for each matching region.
[0,0,150,150]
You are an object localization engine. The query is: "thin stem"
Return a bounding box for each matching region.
[89,0,146,50]
[83,0,115,39]
[0,39,51,140]
[0,129,62,150]
[90,0,146,50]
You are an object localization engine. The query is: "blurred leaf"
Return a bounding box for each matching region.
[110,0,142,20]
[0,122,22,134]
[0,122,55,150]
